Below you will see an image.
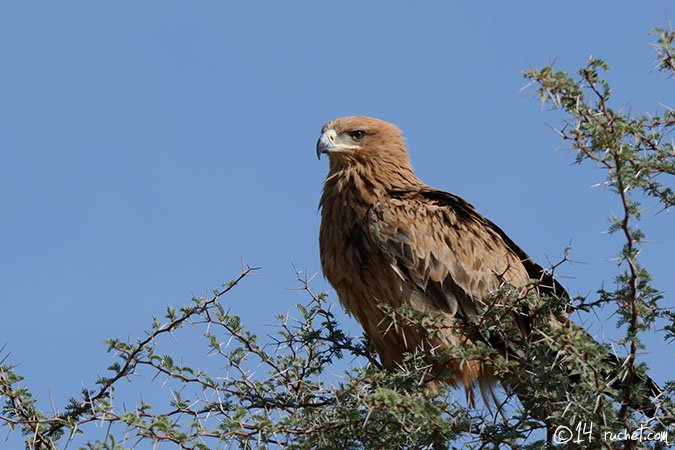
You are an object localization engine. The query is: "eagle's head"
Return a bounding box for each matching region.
[316,116,409,166]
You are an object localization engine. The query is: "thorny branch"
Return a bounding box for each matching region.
[523,26,675,446]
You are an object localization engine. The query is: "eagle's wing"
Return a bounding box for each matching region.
[367,187,568,339]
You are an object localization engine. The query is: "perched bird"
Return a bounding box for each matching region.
[316,115,661,412]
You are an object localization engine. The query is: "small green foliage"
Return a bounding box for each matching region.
[651,26,675,73]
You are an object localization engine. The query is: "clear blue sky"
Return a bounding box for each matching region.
[1,1,673,446]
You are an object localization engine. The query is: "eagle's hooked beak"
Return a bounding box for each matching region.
[316,129,357,159]
[316,129,337,159]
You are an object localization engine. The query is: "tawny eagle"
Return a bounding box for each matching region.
[316,115,660,412]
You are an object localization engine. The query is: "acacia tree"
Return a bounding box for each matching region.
[1,27,674,450]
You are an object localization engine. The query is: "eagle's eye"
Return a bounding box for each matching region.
[348,130,367,141]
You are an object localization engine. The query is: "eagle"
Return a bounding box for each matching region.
[316,115,661,415]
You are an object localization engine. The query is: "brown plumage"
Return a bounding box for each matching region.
[316,116,661,408]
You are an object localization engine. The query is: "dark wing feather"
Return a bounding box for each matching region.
[367,187,569,349]
[367,187,662,411]
[412,188,568,300]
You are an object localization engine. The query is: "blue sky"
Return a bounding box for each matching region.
[1,1,673,446]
